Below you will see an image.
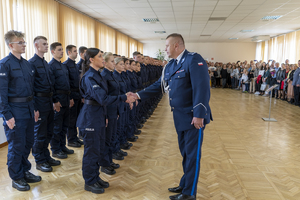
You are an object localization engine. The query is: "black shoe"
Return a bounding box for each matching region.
[110,162,120,169]
[47,158,61,166]
[127,142,133,147]
[68,141,81,148]
[168,186,183,193]
[101,166,116,175]
[98,178,109,188]
[62,147,74,154]
[12,178,30,191]
[77,139,84,145]
[169,194,196,200]
[84,182,105,194]
[24,171,42,183]
[118,150,127,156]
[127,137,137,142]
[36,162,53,172]
[112,153,124,160]
[120,143,131,150]
[136,124,143,129]
[78,135,83,140]
[134,135,138,139]
[135,130,141,135]
[53,151,68,159]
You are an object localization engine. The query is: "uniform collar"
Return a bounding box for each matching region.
[67,57,76,63]
[52,58,61,64]
[34,53,45,61]
[9,52,23,62]
[175,49,186,64]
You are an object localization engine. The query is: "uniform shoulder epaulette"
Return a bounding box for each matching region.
[188,52,196,55]
[0,56,10,64]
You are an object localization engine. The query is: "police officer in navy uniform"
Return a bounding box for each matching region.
[131,33,212,200]
[76,48,136,194]
[49,42,74,159]
[64,45,83,147]
[76,46,87,74]
[29,36,61,173]
[0,30,41,191]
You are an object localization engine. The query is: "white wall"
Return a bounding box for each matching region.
[143,42,256,63]
[0,118,7,144]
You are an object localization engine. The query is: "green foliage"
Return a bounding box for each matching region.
[156,49,166,61]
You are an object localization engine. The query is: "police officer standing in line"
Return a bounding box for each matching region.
[0,30,41,191]
[76,46,87,74]
[29,36,61,173]
[49,42,74,159]
[131,33,212,200]
[76,48,136,194]
[64,45,83,148]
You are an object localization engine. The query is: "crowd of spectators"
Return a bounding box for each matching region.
[207,59,300,107]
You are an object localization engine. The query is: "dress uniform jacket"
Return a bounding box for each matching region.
[138,50,212,132]
[64,58,80,100]
[113,70,127,115]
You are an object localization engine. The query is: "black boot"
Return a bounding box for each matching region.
[85,182,105,194]
[12,178,30,191]
[24,171,42,183]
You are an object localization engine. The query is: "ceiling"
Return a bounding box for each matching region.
[59,0,300,43]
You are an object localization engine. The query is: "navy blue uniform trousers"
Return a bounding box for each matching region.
[113,112,126,153]
[51,106,69,153]
[32,110,54,164]
[100,118,117,167]
[81,127,105,185]
[67,99,80,143]
[178,127,204,196]
[4,118,34,180]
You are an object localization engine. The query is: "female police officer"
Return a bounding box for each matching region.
[76,48,135,194]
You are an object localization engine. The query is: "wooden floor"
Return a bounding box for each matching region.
[1,88,300,200]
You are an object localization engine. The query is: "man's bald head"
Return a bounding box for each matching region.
[165,33,185,59]
[166,33,185,47]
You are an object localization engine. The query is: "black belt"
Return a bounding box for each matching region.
[35,92,53,97]
[70,88,80,92]
[84,99,100,106]
[56,90,71,95]
[8,96,33,103]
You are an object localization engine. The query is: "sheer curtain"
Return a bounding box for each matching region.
[95,22,116,53]
[59,4,96,62]
[0,0,14,59]
[12,0,59,62]
[258,30,300,64]
[116,31,129,57]
[137,42,144,54]
[128,37,138,58]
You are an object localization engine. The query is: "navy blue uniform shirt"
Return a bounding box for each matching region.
[127,71,138,92]
[76,58,84,73]
[101,68,121,118]
[121,72,131,92]
[76,67,127,129]
[0,53,35,120]
[63,58,80,100]
[28,54,54,112]
[49,58,70,107]
[113,70,127,114]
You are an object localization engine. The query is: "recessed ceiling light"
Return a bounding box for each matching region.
[143,18,159,23]
[208,17,227,21]
[261,15,282,21]
[229,38,238,40]
[154,31,166,34]
[241,30,254,33]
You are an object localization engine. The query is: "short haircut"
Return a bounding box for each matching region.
[66,45,76,56]
[50,42,62,51]
[79,46,87,54]
[133,51,141,57]
[114,57,123,65]
[166,33,185,45]
[113,54,118,56]
[33,36,47,44]
[103,52,113,62]
[4,30,25,47]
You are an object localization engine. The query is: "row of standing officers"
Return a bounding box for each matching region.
[0,30,163,192]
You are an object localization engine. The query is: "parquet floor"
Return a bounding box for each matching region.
[1,88,300,200]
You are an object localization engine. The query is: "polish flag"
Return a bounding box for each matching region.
[198,62,203,66]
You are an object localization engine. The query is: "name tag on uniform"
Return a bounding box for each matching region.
[93,85,100,88]
[85,128,94,131]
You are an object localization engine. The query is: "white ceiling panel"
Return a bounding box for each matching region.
[60,0,300,43]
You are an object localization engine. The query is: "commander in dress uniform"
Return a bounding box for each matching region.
[134,33,212,200]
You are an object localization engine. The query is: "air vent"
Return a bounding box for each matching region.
[143,18,159,23]
[154,31,166,34]
[229,38,238,40]
[241,30,254,33]
[200,35,211,37]
[261,16,282,21]
[208,17,227,21]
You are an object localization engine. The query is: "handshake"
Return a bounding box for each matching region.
[125,92,139,103]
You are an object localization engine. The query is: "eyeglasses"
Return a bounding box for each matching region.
[10,41,27,45]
